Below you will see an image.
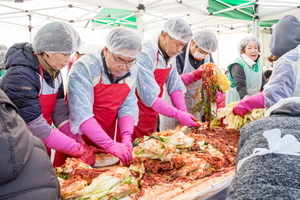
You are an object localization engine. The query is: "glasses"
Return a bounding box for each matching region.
[110,51,136,67]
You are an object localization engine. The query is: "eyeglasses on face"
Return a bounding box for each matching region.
[110,51,136,67]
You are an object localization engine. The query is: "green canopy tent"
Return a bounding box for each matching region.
[208,0,299,37]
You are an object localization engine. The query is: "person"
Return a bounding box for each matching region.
[67,27,142,166]
[264,69,272,82]
[233,15,300,117]
[0,89,60,200]
[133,17,200,140]
[0,44,8,79]
[226,36,266,105]
[0,21,95,167]
[226,97,300,199]
[160,28,218,130]
[66,43,100,76]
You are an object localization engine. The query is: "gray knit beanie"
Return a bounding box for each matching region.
[269,15,300,58]
[32,21,81,54]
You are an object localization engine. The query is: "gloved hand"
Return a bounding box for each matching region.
[105,142,132,166]
[216,90,226,110]
[233,92,265,118]
[80,117,132,166]
[118,116,134,151]
[170,90,187,112]
[151,97,200,127]
[180,66,204,85]
[43,129,95,166]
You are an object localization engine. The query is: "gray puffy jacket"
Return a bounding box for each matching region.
[0,89,60,200]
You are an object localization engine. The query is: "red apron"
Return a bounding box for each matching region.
[82,77,131,146]
[133,53,172,140]
[37,65,64,167]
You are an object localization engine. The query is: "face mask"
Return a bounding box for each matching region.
[193,50,206,61]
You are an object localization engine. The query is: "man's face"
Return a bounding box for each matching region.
[162,32,186,58]
[104,47,136,78]
[189,40,209,61]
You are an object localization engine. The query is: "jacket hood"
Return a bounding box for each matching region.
[5,42,39,71]
[269,15,300,58]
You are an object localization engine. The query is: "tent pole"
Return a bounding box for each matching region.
[137,1,144,40]
[253,19,259,39]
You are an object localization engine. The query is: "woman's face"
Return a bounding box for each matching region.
[104,47,136,78]
[244,42,259,61]
[44,53,71,70]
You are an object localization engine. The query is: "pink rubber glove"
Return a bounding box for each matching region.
[151,97,200,127]
[59,122,103,154]
[180,66,204,85]
[170,90,187,112]
[118,116,134,152]
[80,117,132,166]
[59,122,86,145]
[43,129,95,166]
[216,90,226,110]
[233,92,265,118]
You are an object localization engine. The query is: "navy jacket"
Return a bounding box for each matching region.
[0,42,65,124]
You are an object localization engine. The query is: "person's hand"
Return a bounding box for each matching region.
[193,66,204,79]
[175,110,200,127]
[233,92,265,118]
[78,147,95,166]
[105,142,132,166]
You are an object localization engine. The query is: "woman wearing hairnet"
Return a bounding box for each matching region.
[0,44,8,79]
[160,28,218,130]
[133,17,200,140]
[233,15,300,117]
[226,36,266,105]
[0,21,95,167]
[67,27,141,166]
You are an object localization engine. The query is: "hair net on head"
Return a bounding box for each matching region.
[0,50,6,69]
[163,17,193,43]
[237,36,261,53]
[269,15,300,58]
[105,27,142,58]
[32,21,81,54]
[193,29,218,53]
[0,44,8,51]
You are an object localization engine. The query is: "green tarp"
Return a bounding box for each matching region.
[92,8,137,29]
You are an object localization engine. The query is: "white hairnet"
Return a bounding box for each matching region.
[163,17,192,43]
[0,50,6,69]
[237,36,261,53]
[105,27,142,58]
[193,29,218,53]
[0,44,8,51]
[32,21,81,54]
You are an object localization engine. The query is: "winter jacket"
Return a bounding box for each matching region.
[0,89,60,200]
[0,42,69,140]
[226,99,300,200]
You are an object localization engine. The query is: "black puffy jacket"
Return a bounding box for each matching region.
[0,89,60,200]
[0,42,65,124]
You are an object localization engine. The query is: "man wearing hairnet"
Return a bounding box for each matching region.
[0,44,8,79]
[160,28,218,130]
[67,27,142,166]
[226,36,266,105]
[133,17,200,140]
[233,15,300,117]
[0,21,95,167]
